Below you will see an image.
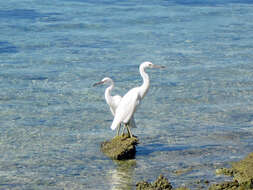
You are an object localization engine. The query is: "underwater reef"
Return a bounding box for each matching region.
[135,152,253,190]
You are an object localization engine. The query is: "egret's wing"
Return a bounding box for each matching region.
[109,95,121,116]
[111,90,140,130]
[112,95,122,107]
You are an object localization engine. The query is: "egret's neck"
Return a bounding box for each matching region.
[105,82,114,104]
[139,65,150,98]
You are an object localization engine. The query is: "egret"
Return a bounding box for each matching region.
[110,62,165,138]
[93,77,136,136]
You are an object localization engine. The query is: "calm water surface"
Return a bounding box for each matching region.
[1,0,253,189]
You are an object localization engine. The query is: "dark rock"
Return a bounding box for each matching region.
[101,134,138,160]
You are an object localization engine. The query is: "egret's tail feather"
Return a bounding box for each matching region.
[110,120,119,130]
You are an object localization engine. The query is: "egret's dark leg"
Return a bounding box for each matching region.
[126,124,133,138]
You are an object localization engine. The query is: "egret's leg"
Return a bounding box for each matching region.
[121,124,126,135]
[126,124,133,138]
[116,124,121,136]
[116,126,120,136]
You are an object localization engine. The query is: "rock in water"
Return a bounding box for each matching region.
[210,152,253,190]
[231,152,253,188]
[101,134,138,160]
[136,175,190,190]
[136,175,173,190]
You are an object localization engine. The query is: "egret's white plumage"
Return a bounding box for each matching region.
[110,62,165,136]
[93,77,136,135]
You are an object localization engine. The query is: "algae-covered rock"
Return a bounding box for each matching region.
[209,181,239,190]
[231,152,253,188]
[136,175,191,190]
[136,181,154,190]
[210,152,253,190]
[101,134,138,160]
[136,175,173,190]
[153,175,173,190]
[215,168,234,176]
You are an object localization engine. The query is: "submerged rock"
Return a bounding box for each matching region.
[210,152,253,190]
[174,167,193,176]
[101,134,138,160]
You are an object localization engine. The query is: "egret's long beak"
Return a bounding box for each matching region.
[152,65,166,69]
[93,81,104,87]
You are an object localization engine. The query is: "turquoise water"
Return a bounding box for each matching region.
[1,0,253,189]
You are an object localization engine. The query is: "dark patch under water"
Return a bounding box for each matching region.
[0,41,18,54]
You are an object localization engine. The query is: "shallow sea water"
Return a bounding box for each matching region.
[1,0,253,189]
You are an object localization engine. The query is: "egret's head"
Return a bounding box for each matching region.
[93,77,113,87]
[141,61,165,69]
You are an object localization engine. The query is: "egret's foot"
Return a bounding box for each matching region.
[128,132,133,138]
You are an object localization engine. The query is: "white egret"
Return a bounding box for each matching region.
[110,62,165,137]
[93,77,136,136]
